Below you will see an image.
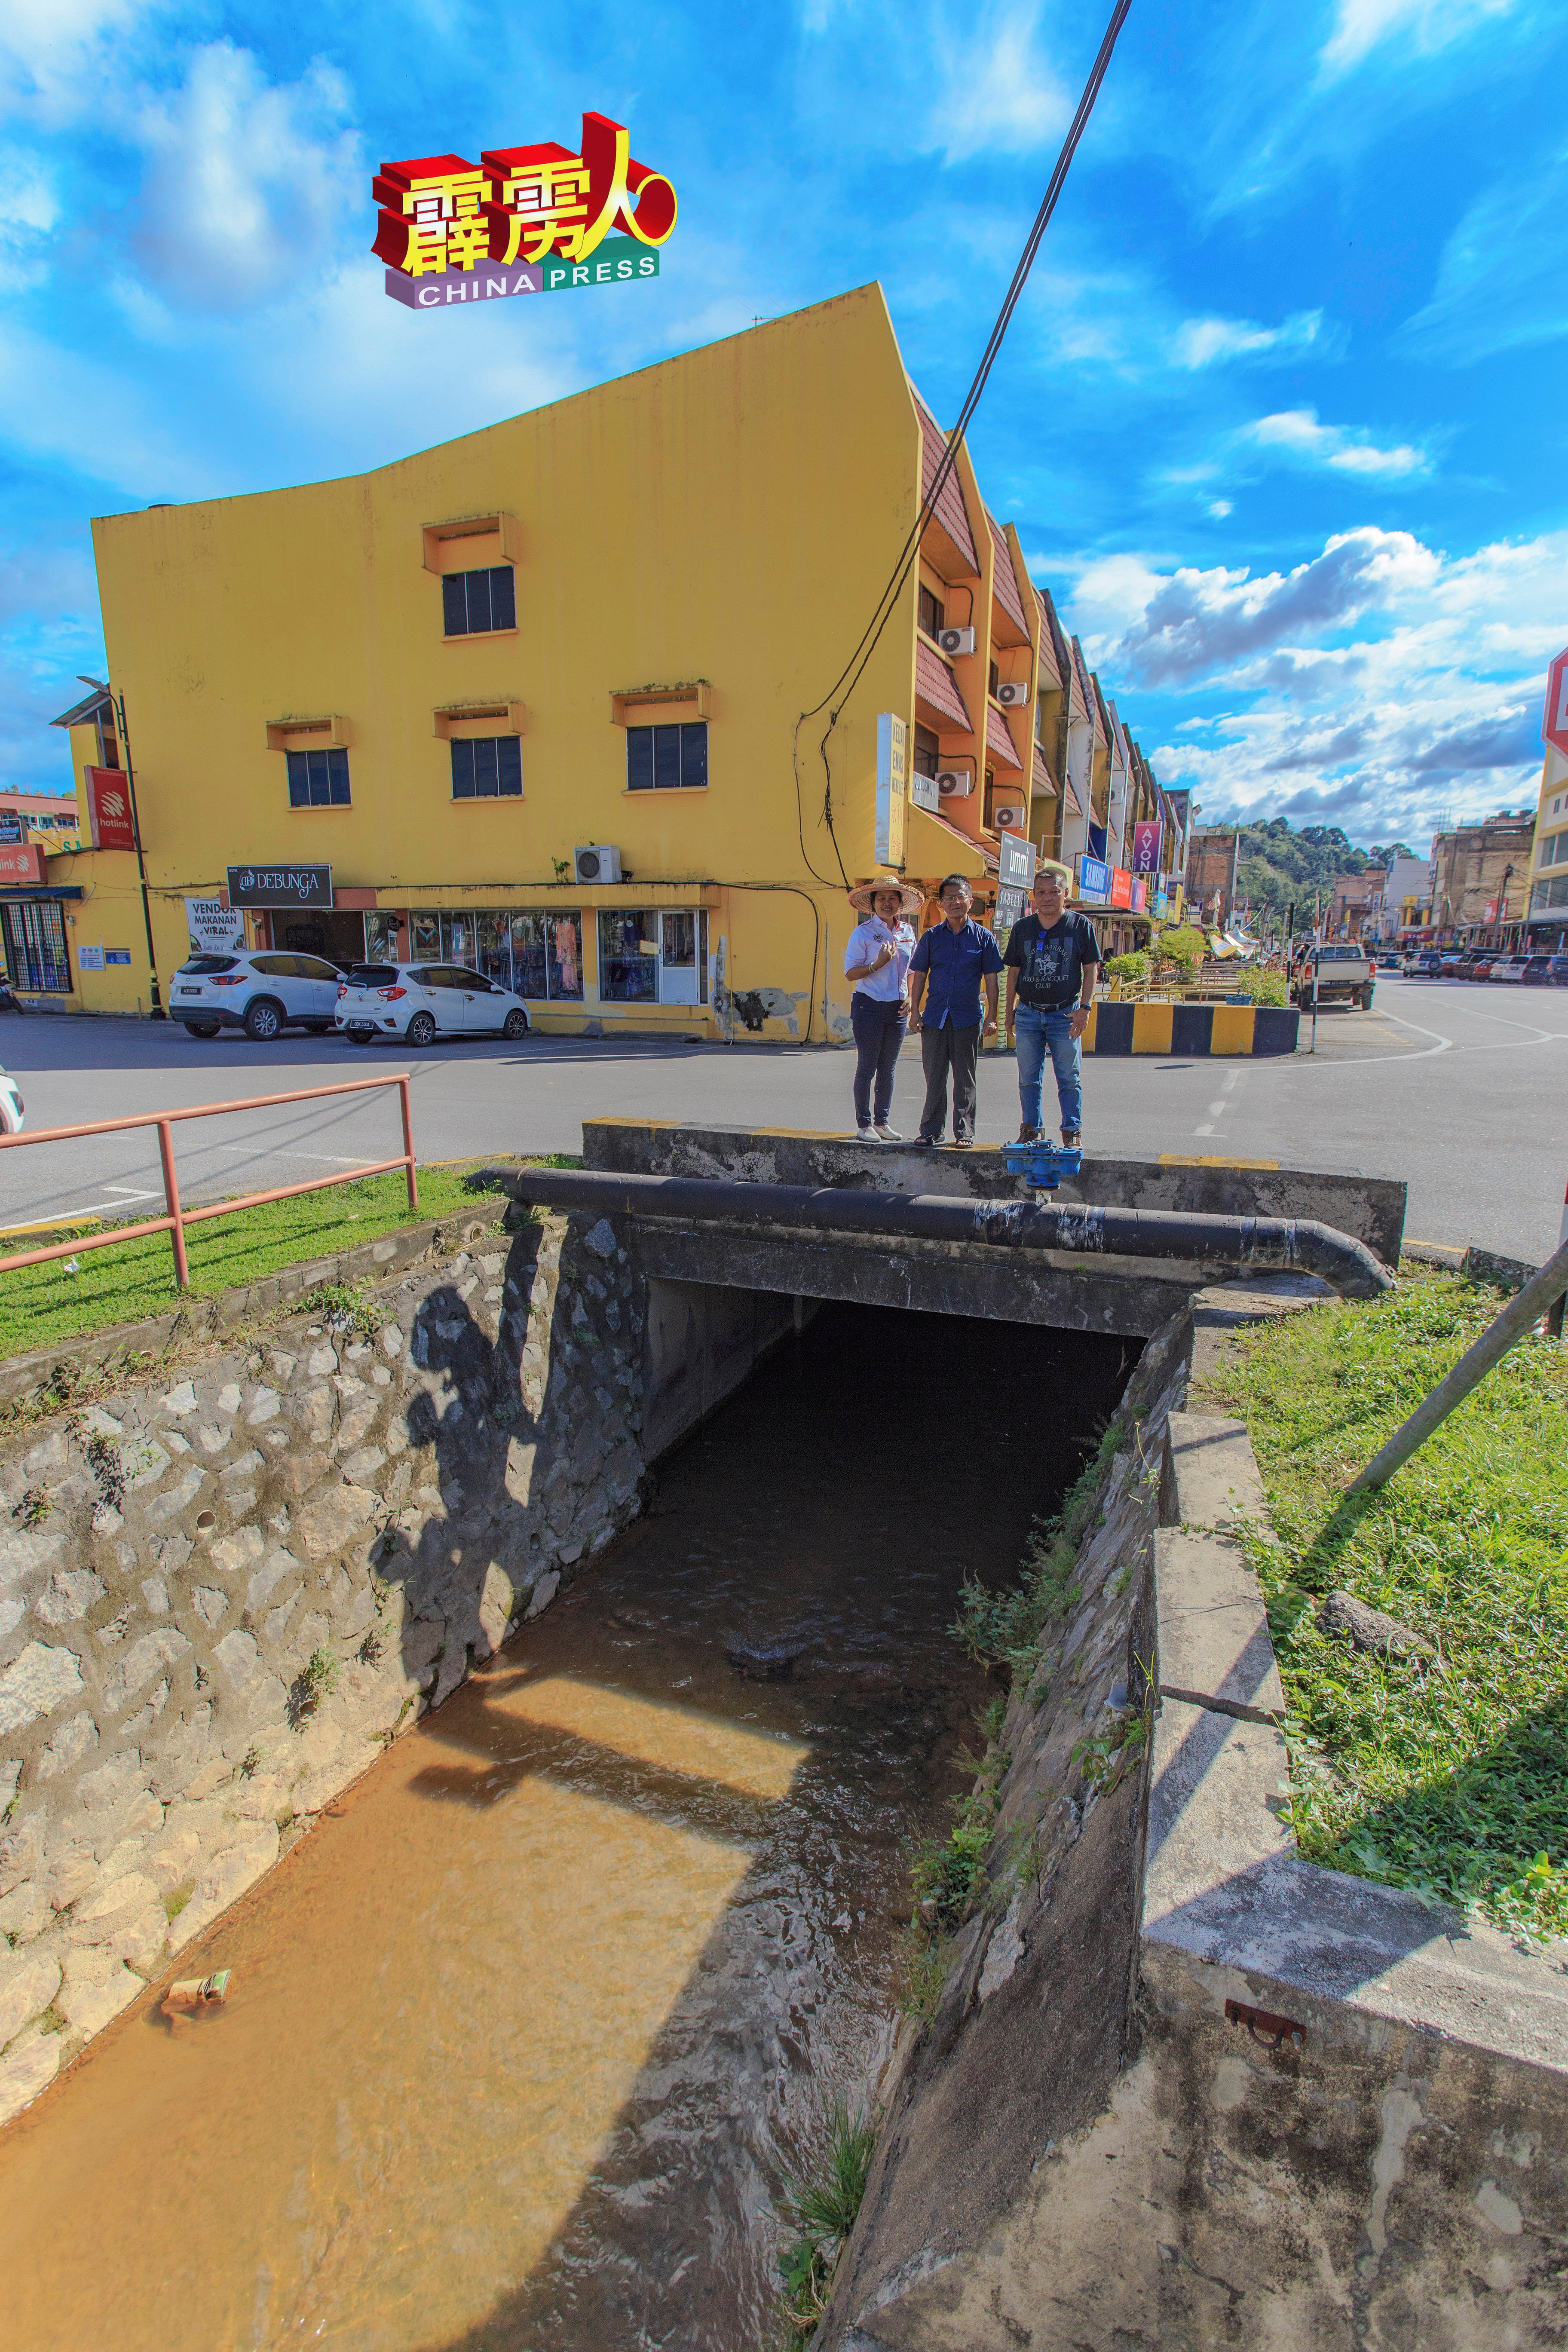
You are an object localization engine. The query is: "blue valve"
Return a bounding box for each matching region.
[1001,1139,1084,1191]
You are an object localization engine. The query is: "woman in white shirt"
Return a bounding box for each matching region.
[843,876,921,1140]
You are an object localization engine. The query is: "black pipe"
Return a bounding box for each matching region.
[505,1168,1393,1299]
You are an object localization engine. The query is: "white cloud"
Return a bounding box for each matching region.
[0,0,155,123]
[1243,408,1428,478]
[1399,141,1568,364]
[1172,309,1327,368]
[1048,524,1568,840]
[1107,527,1440,685]
[926,1,1071,163]
[129,43,359,310]
[0,148,58,289]
[1320,0,1519,76]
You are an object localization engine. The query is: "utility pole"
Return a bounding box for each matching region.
[115,690,165,1020]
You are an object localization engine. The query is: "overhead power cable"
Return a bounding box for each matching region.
[791,0,1133,884]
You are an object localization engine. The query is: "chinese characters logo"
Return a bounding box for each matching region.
[374,112,676,310]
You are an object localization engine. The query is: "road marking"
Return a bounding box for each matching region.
[1192,1122,1214,1136]
[1161,1155,1280,1169]
[0,1191,160,1235]
[1206,1101,1230,1117]
[104,1185,159,1197]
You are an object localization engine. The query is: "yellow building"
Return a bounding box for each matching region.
[21,285,1158,1029]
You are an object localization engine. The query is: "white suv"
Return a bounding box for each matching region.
[334,962,532,1047]
[0,1066,22,1134]
[173,951,345,1041]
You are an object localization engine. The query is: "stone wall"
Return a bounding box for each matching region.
[0,1208,662,2125]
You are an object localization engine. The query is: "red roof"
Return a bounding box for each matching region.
[1032,741,1057,798]
[911,391,979,573]
[986,704,1023,770]
[916,639,972,731]
[987,513,1028,637]
[1033,590,1062,687]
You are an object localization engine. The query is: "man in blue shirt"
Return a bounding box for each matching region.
[907,873,1004,1148]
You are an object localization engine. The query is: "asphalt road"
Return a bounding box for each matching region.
[1,976,1564,1264]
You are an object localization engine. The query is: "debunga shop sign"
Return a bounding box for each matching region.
[374,112,676,311]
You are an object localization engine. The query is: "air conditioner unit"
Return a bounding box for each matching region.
[992,801,1027,832]
[994,680,1030,708]
[573,844,623,884]
[936,770,973,798]
[936,626,977,658]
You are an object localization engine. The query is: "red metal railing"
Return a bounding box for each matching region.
[0,1075,418,1289]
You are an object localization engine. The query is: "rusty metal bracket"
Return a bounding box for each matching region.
[1225,1997,1305,2051]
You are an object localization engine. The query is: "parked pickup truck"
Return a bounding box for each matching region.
[1290,943,1375,1009]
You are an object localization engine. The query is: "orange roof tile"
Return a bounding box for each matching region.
[986,703,1023,770]
[1032,741,1057,798]
[911,390,980,574]
[986,513,1028,637]
[914,804,1000,874]
[916,639,972,731]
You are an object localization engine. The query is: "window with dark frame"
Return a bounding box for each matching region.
[626,721,708,791]
[286,747,351,808]
[918,583,945,639]
[913,724,940,779]
[441,566,517,637]
[450,736,523,799]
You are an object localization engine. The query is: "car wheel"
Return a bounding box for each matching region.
[346,1026,374,1045]
[244,997,284,1042]
[406,1011,437,1048]
[502,1008,530,1040]
[1360,986,1375,1010]
[183,1020,220,1039]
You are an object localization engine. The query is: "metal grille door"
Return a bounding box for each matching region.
[1,901,71,992]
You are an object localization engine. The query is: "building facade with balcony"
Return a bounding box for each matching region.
[1524,740,1568,953]
[18,286,1178,1028]
[1428,811,1537,947]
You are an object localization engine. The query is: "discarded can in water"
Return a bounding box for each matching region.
[164,1969,232,2013]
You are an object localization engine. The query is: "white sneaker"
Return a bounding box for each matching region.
[874,1124,903,1141]
[856,1125,879,1141]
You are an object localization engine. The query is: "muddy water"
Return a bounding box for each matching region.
[0,1303,1131,2352]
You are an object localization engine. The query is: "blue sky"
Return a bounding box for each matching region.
[3,0,1565,848]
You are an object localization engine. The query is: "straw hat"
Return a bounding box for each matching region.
[848,875,924,917]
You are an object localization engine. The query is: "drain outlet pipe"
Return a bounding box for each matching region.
[505,1168,1392,1299]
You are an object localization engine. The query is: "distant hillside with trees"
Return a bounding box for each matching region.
[1228,817,1415,925]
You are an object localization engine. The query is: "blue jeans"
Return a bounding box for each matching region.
[850,992,906,1127]
[1015,1003,1083,1134]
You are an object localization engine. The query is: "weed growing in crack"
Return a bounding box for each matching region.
[773,2106,878,2349]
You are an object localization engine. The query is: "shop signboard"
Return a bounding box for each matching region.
[1152,883,1168,917]
[0,812,21,844]
[0,843,46,885]
[875,713,907,869]
[185,897,246,956]
[376,113,676,311]
[992,830,1037,940]
[1544,646,1568,760]
[83,767,137,853]
[1110,866,1133,910]
[1077,854,1110,905]
[227,864,332,910]
[1130,876,1147,912]
[911,774,942,814]
[1131,819,1162,876]
[77,944,105,970]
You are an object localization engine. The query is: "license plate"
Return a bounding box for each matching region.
[179,986,200,995]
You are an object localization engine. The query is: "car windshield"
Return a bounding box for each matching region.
[344,965,399,985]
[1317,947,1365,960]
[178,956,240,975]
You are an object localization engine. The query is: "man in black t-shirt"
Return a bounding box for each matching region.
[1002,862,1102,1145]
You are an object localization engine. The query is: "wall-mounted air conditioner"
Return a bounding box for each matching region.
[573,844,623,883]
[936,770,973,798]
[992,801,1027,832]
[994,680,1030,708]
[936,626,977,658]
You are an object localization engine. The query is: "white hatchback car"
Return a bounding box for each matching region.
[0,1065,23,1134]
[334,962,532,1047]
[173,951,346,1041]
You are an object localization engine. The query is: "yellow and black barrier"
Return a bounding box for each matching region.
[1083,1001,1298,1056]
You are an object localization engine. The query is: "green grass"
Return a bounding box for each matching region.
[774,2106,878,2349]
[953,1424,1128,1685]
[1198,1268,1568,1943]
[0,1155,579,1362]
